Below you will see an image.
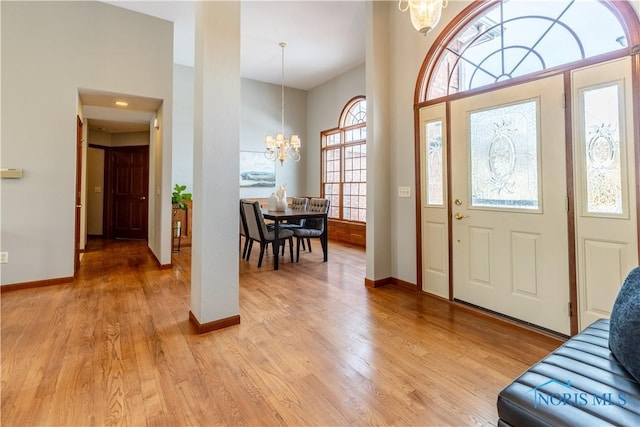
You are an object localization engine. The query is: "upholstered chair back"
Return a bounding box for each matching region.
[305,198,330,231]
[241,200,268,241]
[290,197,308,210]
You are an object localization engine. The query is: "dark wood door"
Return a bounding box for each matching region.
[108,146,149,240]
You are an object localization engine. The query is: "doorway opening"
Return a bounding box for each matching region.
[78,88,161,252]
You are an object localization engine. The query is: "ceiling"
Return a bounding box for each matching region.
[86,1,366,134]
[100,1,366,90]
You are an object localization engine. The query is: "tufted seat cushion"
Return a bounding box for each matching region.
[497,319,640,427]
[291,226,323,238]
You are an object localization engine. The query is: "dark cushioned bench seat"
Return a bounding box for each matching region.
[497,319,640,426]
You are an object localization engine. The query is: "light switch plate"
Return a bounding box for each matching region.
[1,168,23,179]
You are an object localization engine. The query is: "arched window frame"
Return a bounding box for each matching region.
[321,96,367,223]
[415,0,640,105]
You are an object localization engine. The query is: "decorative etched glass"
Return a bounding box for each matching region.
[470,100,539,209]
[426,120,444,205]
[583,84,623,214]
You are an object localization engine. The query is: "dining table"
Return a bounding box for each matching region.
[261,207,328,270]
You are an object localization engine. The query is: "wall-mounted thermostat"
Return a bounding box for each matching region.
[1,168,23,179]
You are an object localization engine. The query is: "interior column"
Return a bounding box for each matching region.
[364,1,392,285]
[190,1,241,332]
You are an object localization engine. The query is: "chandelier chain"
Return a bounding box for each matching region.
[280,42,285,134]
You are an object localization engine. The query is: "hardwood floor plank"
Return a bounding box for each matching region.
[1,238,562,426]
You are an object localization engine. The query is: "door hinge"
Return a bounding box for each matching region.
[568,302,573,317]
[562,93,566,109]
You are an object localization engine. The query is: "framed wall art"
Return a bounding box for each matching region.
[239,151,276,187]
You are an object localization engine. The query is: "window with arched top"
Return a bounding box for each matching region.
[419,0,637,102]
[341,97,367,127]
[321,96,367,222]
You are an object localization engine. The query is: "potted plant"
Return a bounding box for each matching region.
[172,184,192,214]
[171,184,192,251]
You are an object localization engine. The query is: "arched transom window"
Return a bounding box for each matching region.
[425,0,630,101]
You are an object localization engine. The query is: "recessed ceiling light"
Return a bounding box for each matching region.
[114,101,129,107]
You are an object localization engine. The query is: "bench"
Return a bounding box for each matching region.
[497,318,640,426]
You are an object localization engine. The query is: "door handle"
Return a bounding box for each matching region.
[454,212,468,220]
[140,196,146,200]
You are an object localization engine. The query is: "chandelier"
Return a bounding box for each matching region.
[398,0,448,35]
[265,42,301,166]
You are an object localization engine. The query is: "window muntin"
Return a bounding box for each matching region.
[342,100,367,127]
[427,0,627,100]
[323,143,341,219]
[343,144,367,221]
[326,133,341,147]
[321,97,367,222]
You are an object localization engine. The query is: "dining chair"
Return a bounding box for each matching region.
[292,198,330,262]
[290,197,308,211]
[281,197,308,224]
[241,200,294,268]
[239,199,250,260]
[280,197,309,246]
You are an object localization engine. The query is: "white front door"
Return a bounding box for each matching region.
[450,75,570,334]
[572,57,638,331]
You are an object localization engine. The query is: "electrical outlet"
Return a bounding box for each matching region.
[0,252,8,264]
[398,186,411,198]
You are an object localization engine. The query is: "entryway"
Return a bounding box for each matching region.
[419,57,637,335]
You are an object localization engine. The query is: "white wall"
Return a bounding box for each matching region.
[240,78,307,198]
[171,71,308,199]
[111,131,150,147]
[306,64,365,195]
[386,2,444,285]
[172,63,194,192]
[88,131,112,147]
[1,1,173,285]
[87,130,150,147]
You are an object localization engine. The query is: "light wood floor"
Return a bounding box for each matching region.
[1,238,562,426]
